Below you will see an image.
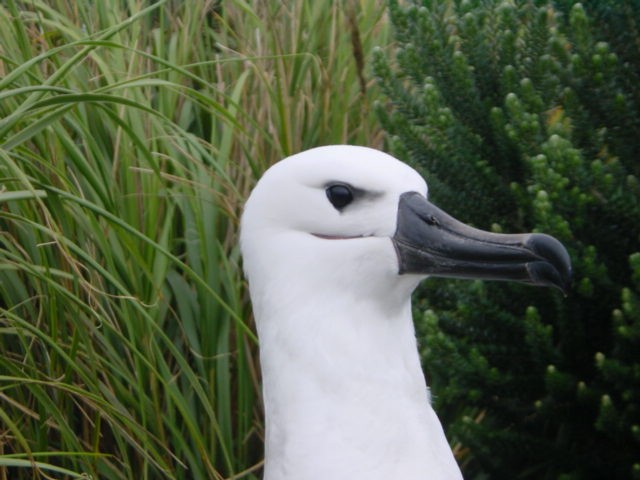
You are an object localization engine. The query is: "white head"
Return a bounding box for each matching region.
[240,145,570,314]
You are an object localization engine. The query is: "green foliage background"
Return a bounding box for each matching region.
[375,1,640,478]
[0,0,387,478]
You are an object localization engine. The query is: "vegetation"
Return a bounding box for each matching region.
[375,1,640,478]
[0,0,387,478]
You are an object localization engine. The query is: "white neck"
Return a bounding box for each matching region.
[251,240,462,480]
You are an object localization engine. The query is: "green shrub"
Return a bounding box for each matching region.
[375,1,640,478]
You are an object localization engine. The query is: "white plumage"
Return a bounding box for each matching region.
[240,145,570,480]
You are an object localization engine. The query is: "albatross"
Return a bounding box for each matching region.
[240,145,571,480]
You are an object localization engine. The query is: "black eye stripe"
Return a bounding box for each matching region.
[326,184,354,210]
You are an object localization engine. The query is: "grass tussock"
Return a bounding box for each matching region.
[0,0,388,478]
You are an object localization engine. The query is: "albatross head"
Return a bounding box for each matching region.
[240,145,571,480]
[240,145,571,309]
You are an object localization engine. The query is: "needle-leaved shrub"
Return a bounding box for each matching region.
[375,1,640,478]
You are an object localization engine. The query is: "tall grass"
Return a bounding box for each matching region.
[0,0,388,478]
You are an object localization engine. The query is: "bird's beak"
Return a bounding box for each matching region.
[392,192,572,294]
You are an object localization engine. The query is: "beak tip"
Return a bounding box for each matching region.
[525,234,573,295]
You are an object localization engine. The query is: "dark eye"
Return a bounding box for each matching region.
[326,184,354,210]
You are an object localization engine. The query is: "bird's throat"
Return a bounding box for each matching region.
[256,299,447,479]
